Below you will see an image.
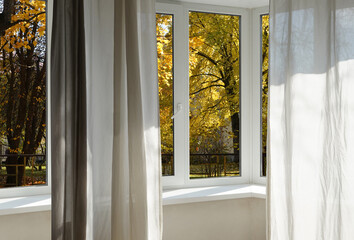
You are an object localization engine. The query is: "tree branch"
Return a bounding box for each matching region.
[0,39,8,52]
[191,48,225,80]
[190,73,221,79]
[190,84,225,95]
[0,0,45,37]
[10,11,45,26]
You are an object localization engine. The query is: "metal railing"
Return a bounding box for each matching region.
[161,153,174,176]
[0,154,46,187]
[162,153,239,178]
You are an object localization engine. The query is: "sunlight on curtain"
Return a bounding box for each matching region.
[112,0,162,240]
[84,0,161,239]
[268,1,354,239]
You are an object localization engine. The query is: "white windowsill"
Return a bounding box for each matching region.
[163,184,266,205]
[0,184,266,215]
[0,194,51,216]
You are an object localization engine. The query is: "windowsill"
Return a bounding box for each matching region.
[163,184,266,205]
[0,194,51,216]
[0,184,266,215]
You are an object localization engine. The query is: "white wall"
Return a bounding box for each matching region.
[0,211,51,240]
[0,198,266,240]
[163,198,266,240]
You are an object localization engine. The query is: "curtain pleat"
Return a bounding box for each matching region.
[51,0,87,239]
[112,0,162,240]
[51,0,161,239]
[268,0,354,239]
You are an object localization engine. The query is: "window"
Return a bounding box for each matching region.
[0,0,50,196]
[157,2,268,188]
[261,14,269,177]
[157,13,175,177]
[189,11,241,179]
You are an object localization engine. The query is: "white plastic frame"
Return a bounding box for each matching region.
[157,3,186,187]
[251,6,269,185]
[158,2,253,189]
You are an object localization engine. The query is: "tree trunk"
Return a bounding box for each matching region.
[0,0,15,36]
[231,112,240,171]
[5,151,25,186]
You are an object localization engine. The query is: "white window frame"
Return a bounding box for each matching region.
[157,3,186,187]
[251,6,269,185]
[0,0,52,199]
[158,2,258,189]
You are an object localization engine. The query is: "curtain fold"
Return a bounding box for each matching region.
[51,0,87,239]
[268,0,354,239]
[112,0,162,240]
[52,0,161,239]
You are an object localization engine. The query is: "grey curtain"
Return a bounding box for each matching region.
[51,0,87,239]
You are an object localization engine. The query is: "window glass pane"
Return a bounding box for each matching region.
[156,13,174,176]
[0,0,47,187]
[189,11,240,179]
[261,14,269,177]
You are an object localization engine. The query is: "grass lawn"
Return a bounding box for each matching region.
[0,165,47,187]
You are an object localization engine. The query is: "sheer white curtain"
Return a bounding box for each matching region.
[84,0,161,239]
[268,0,354,239]
[112,0,162,239]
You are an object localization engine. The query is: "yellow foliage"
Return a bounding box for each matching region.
[0,0,47,153]
[156,12,269,158]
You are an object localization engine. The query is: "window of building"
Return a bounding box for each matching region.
[157,2,269,188]
[0,0,49,195]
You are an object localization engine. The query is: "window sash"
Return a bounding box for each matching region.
[158,2,252,189]
[251,7,269,186]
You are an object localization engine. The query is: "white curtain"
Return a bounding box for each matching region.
[112,0,162,239]
[85,0,161,239]
[268,0,354,239]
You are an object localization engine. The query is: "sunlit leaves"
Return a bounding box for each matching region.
[157,12,270,174]
[189,12,240,154]
[0,0,46,154]
[156,14,174,154]
[261,15,269,175]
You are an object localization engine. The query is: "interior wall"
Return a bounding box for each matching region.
[0,198,266,240]
[0,211,51,240]
[163,198,266,240]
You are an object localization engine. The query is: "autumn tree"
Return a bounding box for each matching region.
[156,12,269,178]
[261,14,269,176]
[156,14,174,175]
[189,12,241,168]
[0,0,46,186]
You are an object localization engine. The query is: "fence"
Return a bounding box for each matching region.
[162,153,240,178]
[0,154,46,187]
